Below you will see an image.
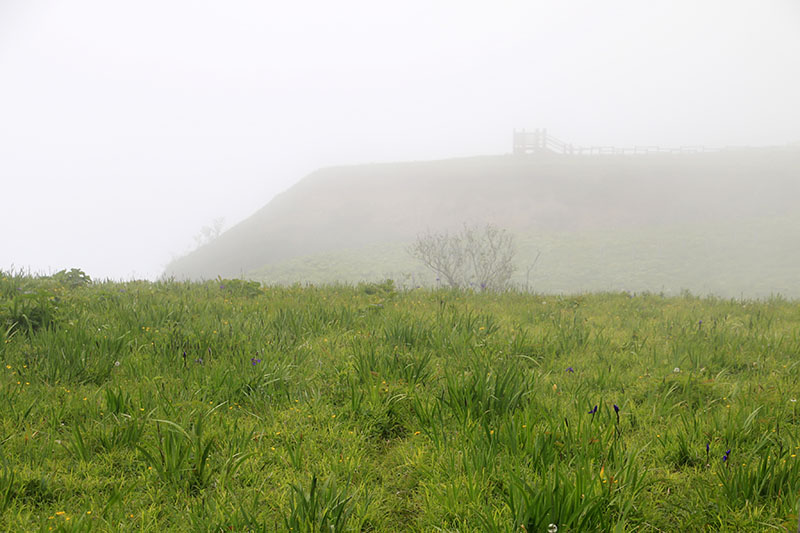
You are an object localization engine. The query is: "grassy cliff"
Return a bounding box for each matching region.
[165,148,800,298]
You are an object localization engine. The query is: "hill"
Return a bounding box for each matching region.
[164,148,800,298]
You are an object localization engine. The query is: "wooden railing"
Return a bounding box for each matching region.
[513,129,797,156]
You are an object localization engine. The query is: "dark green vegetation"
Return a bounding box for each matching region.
[165,149,800,298]
[2,272,800,531]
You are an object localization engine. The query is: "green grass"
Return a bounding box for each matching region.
[2,271,800,531]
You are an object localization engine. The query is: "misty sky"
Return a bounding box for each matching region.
[1,1,798,280]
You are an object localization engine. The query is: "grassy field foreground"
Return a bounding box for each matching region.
[2,272,800,531]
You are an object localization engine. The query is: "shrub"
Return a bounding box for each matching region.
[408,223,516,291]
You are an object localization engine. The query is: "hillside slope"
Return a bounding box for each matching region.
[164,149,800,296]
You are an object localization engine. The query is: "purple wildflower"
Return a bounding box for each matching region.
[613,404,619,413]
[566,367,574,373]
[588,405,598,415]
[251,357,261,365]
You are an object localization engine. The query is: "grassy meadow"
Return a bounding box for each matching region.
[2,271,800,531]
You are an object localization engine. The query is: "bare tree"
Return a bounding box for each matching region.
[463,224,517,291]
[194,217,225,248]
[409,224,517,291]
[408,229,465,288]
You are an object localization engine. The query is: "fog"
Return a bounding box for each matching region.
[1,1,798,281]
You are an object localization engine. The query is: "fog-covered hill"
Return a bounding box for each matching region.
[164,148,800,297]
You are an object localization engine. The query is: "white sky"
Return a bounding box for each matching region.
[1,0,798,280]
